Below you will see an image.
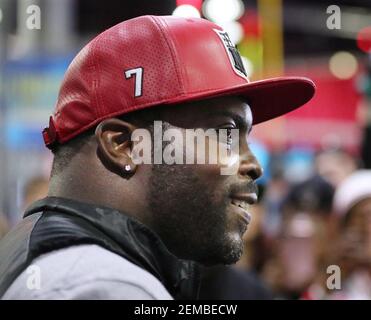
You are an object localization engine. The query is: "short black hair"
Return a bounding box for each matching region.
[283,175,335,215]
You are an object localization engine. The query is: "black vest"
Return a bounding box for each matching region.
[0,197,200,299]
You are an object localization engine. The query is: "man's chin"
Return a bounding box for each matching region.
[194,235,244,266]
[220,233,244,265]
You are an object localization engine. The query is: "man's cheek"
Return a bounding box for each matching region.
[219,154,239,176]
[189,164,226,181]
[188,164,233,203]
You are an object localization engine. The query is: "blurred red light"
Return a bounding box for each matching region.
[357,26,371,53]
[176,0,202,11]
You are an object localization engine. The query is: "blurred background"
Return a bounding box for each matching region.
[1,0,371,299]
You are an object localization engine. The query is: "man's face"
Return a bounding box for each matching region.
[346,198,371,260]
[145,96,262,265]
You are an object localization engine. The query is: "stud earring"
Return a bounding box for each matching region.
[124,164,131,172]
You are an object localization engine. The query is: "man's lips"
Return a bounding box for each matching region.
[230,193,258,205]
[230,193,258,226]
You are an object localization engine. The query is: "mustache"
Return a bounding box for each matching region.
[228,181,259,197]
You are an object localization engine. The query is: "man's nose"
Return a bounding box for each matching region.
[238,156,263,181]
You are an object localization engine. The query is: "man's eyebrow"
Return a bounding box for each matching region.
[209,110,253,133]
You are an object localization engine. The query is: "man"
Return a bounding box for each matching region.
[0,15,315,299]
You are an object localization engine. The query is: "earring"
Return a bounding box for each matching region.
[124,164,131,172]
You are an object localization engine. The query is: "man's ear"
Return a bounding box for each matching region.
[95,118,137,177]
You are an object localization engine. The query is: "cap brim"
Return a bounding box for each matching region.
[168,77,315,125]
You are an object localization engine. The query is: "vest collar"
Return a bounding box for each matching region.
[25,196,200,299]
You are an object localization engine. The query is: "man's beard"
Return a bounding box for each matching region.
[148,163,244,266]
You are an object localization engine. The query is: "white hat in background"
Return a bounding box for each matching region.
[333,170,371,217]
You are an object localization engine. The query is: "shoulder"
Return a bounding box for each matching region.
[3,244,173,300]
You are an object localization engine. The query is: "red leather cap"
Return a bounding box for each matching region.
[43,15,315,149]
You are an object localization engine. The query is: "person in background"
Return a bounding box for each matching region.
[262,162,290,239]
[327,170,371,299]
[262,175,335,299]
